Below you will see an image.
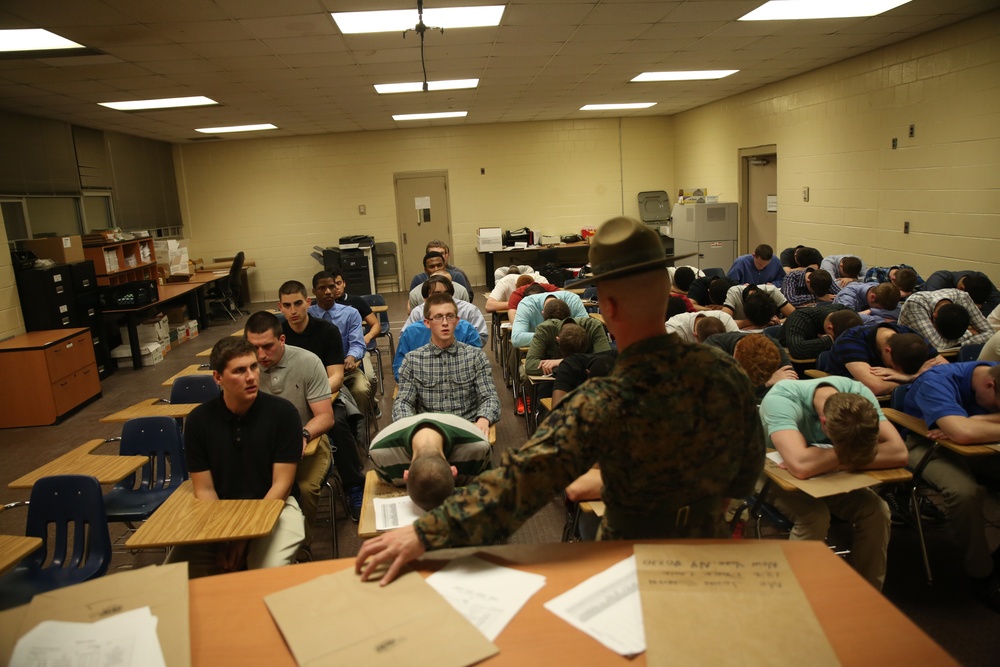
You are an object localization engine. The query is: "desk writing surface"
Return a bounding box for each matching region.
[126,480,283,549]
[8,439,146,489]
[100,398,200,423]
[0,535,42,576]
[162,364,213,386]
[882,409,1000,455]
[185,540,955,666]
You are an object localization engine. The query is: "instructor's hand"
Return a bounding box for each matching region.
[355,525,426,586]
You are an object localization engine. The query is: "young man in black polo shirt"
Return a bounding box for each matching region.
[165,337,305,577]
[277,281,367,521]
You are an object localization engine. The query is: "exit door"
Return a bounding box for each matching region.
[394,174,452,286]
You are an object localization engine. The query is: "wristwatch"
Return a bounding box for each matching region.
[302,428,311,441]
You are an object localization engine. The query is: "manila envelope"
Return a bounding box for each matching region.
[0,562,190,667]
[765,458,879,498]
[265,568,497,667]
[635,543,839,667]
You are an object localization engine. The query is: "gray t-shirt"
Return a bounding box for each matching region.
[257,344,331,425]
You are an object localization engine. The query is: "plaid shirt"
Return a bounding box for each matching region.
[898,288,994,349]
[393,340,500,424]
[780,269,841,307]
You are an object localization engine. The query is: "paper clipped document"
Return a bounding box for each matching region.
[264,568,497,667]
[425,555,547,641]
[543,555,645,657]
[634,543,839,667]
[10,606,166,667]
[373,496,425,531]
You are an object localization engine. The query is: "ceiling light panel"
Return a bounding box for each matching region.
[195,123,276,133]
[580,103,656,111]
[392,111,468,121]
[333,6,504,34]
[740,0,912,21]
[99,96,219,111]
[0,29,86,52]
[631,70,739,82]
[375,79,479,94]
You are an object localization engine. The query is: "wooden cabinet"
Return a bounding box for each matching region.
[83,238,157,286]
[0,329,102,428]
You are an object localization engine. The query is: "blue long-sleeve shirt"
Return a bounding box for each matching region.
[308,302,366,361]
[726,254,784,287]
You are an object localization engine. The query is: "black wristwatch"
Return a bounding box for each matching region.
[302,428,311,441]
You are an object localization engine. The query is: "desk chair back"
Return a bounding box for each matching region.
[207,251,246,320]
[582,286,600,313]
[170,375,220,404]
[889,384,912,438]
[958,342,984,362]
[0,475,111,609]
[702,267,725,279]
[361,294,395,359]
[816,350,831,372]
[104,417,188,523]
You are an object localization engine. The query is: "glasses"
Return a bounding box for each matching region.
[429,313,457,322]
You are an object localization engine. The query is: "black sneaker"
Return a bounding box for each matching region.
[917,494,947,523]
[972,574,1000,614]
[348,485,364,522]
[882,489,911,527]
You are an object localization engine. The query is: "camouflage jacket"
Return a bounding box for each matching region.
[414,334,764,548]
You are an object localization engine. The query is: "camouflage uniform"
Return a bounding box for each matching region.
[414,334,764,548]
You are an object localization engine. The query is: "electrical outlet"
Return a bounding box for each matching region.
[892,138,898,149]
[904,221,910,234]
[480,167,485,175]
[358,204,366,215]
[909,124,915,138]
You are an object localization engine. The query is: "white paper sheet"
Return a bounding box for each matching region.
[11,606,166,667]
[426,556,547,641]
[373,496,425,530]
[543,556,645,657]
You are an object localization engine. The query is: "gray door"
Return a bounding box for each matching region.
[745,155,777,253]
[394,174,451,287]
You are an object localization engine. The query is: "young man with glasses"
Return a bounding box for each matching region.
[392,293,499,437]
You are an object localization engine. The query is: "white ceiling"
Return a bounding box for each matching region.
[0,0,996,143]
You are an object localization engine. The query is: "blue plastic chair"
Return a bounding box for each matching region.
[169,375,219,404]
[816,350,831,372]
[361,293,394,360]
[0,475,112,610]
[958,342,984,362]
[103,417,188,532]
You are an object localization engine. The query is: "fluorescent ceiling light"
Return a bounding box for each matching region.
[580,103,656,111]
[740,0,912,21]
[393,111,468,121]
[195,123,277,134]
[632,70,738,82]
[333,6,504,34]
[375,79,479,94]
[99,96,218,111]
[0,28,85,52]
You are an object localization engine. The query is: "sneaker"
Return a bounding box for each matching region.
[917,494,947,523]
[972,574,1000,614]
[347,485,364,522]
[373,403,383,419]
[516,397,525,416]
[882,489,911,527]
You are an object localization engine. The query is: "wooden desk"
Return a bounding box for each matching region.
[357,470,407,539]
[0,535,42,576]
[100,398,200,423]
[370,304,388,313]
[589,312,605,325]
[196,347,212,357]
[8,439,147,489]
[763,455,913,494]
[125,480,283,549]
[162,363,213,387]
[186,540,956,666]
[882,409,1000,455]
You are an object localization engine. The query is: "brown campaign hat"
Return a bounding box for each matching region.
[564,216,697,288]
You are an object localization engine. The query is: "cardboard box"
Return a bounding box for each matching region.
[477,227,502,252]
[154,239,190,276]
[119,313,169,345]
[22,235,84,264]
[162,304,189,325]
[187,320,199,338]
[111,342,164,368]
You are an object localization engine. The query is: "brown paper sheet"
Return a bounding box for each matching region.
[264,568,498,667]
[765,458,879,498]
[635,543,839,667]
[0,562,190,667]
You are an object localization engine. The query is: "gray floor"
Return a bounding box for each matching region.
[1,288,998,665]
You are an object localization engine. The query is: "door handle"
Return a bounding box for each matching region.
[403,233,407,244]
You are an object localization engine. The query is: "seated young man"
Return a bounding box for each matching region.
[779,304,861,360]
[826,324,946,395]
[722,284,794,330]
[821,254,867,288]
[485,268,547,312]
[759,376,908,589]
[525,309,611,377]
[833,282,902,323]
[780,246,823,274]
[898,288,995,350]
[403,274,488,343]
[704,331,797,399]
[780,267,839,308]
[510,290,588,347]
[727,244,785,287]
[369,413,492,510]
[924,269,1000,317]
[666,309,739,343]
[903,362,1000,611]
[687,276,734,308]
[409,249,471,293]
[165,337,305,577]
[864,265,923,299]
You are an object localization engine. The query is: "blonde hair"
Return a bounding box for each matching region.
[824,392,879,469]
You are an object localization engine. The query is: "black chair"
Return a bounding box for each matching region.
[360,294,394,360]
[206,251,245,320]
[374,242,400,292]
[169,375,220,404]
[103,417,188,546]
[958,342,984,362]
[0,475,112,610]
